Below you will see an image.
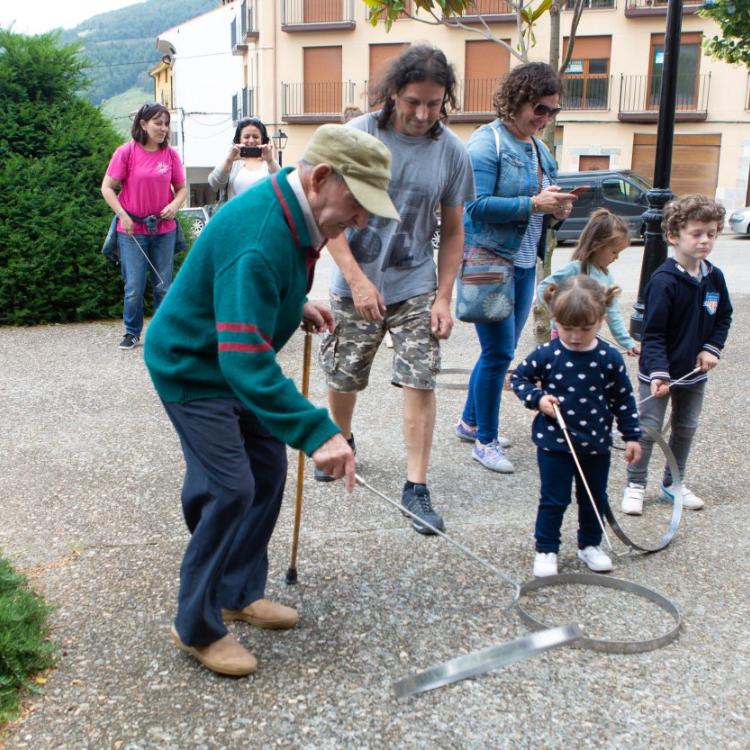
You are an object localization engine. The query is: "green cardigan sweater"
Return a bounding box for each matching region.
[144,168,339,456]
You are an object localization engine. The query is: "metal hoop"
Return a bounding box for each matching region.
[393,624,582,698]
[517,573,682,654]
[605,424,684,553]
[434,367,471,391]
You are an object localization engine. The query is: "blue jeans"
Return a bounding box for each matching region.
[535,448,611,553]
[117,230,176,337]
[461,265,536,444]
[627,380,706,487]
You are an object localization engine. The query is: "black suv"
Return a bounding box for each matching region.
[555,169,652,243]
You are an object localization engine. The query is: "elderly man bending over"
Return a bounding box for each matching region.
[144,125,399,677]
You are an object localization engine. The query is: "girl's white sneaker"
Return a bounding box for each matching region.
[533,552,558,577]
[577,545,613,573]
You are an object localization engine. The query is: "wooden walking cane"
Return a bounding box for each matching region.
[286,331,312,585]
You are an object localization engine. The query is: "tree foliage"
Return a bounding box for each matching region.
[364,0,554,61]
[0,30,124,325]
[699,0,750,69]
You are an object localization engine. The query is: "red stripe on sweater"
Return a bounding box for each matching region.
[218,342,272,353]
[216,322,272,343]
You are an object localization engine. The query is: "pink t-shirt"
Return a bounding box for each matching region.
[106,141,186,235]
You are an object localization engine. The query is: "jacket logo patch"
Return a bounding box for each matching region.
[704,291,719,316]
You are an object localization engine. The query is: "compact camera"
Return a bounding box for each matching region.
[239,146,262,158]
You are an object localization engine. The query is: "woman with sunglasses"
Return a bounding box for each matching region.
[101,102,187,350]
[208,117,279,202]
[454,62,576,474]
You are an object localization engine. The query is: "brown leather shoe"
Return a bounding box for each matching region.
[170,625,257,676]
[221,598,299,630]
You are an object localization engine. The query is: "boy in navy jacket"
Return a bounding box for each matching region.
[622,195,732,514]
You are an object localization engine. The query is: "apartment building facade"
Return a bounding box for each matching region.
[158,0,750,209]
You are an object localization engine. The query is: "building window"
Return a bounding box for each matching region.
[303,46,342,114]
[368,43,410,100]
[648,32,702,109]
[463,39,509,113]
[562,36,611,110]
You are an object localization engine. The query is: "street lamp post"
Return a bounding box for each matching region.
[272,128,288,167]
[630,0,684,340]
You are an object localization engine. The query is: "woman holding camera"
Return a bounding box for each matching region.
[101,102,187,351]
[208,118,279,201]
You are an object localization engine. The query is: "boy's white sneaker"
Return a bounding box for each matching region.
[658,483,704,510]
[577,545,613,573]
[533,552,558,577]
[621,483,645,515]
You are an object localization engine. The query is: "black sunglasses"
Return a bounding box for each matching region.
[533,103,562,118]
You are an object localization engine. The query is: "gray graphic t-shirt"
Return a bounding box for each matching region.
[329,113,475,306]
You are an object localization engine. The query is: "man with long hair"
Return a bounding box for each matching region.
[317,45,474,535]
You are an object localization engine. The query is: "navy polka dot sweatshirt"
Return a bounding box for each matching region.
[511,339,641,455]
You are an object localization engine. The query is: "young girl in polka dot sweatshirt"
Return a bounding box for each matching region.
[511,275,641,578]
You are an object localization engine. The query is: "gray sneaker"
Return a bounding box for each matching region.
[472,440,514,473]
[401,484,444,535]
[314,434,355,482]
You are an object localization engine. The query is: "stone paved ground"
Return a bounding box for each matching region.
[1,252,749,748]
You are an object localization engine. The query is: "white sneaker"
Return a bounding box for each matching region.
[472,440,514,473]
[621,483,645,515]
[577,545,613,573]
[658,483,704,511]
[533,552,558,577]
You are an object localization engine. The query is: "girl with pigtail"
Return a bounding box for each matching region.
[537,208,639,355]
[511,275,641,578]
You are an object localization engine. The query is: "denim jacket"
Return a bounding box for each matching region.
[464,119,558,261]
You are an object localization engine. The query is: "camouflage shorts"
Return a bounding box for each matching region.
[319,292,441,391]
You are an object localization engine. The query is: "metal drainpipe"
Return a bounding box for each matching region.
[272,0,279,135]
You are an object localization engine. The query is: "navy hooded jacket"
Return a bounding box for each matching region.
[638,257,732,387]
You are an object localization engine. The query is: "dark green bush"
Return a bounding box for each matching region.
[0,30,125,325]
[0,555,56,724]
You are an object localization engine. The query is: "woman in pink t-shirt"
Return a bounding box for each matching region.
[101,103,187,350]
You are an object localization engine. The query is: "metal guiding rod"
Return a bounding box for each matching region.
[130,234,166,288]
[355,474,520,606]
[637,367,701,406]
[551,404,615,553]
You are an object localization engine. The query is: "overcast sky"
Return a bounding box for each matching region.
[1,0,141,36]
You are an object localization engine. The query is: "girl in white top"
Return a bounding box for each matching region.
[208,117,280,201]
[538,208,639,355]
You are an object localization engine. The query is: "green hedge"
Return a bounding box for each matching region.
[0,30,127,325]
[0,556,56,724]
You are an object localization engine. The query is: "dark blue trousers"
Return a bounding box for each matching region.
[163,398,287,646]
[535,448,610,553]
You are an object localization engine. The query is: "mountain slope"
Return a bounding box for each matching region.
[60,0,216,105]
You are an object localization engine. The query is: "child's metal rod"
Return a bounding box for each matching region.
[637,368,701,406]
[552,404,615,553]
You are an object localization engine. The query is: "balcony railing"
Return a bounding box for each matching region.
[464,0,516,17]
[618,73,710,121]
[459,78,499,113]
[231,0,259,52]
[562,75,611,110]
[565,0,615,8]
[281,0,356,29]
[232,88,255,122]
[282,81,357,121]
[625,0,703,15]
